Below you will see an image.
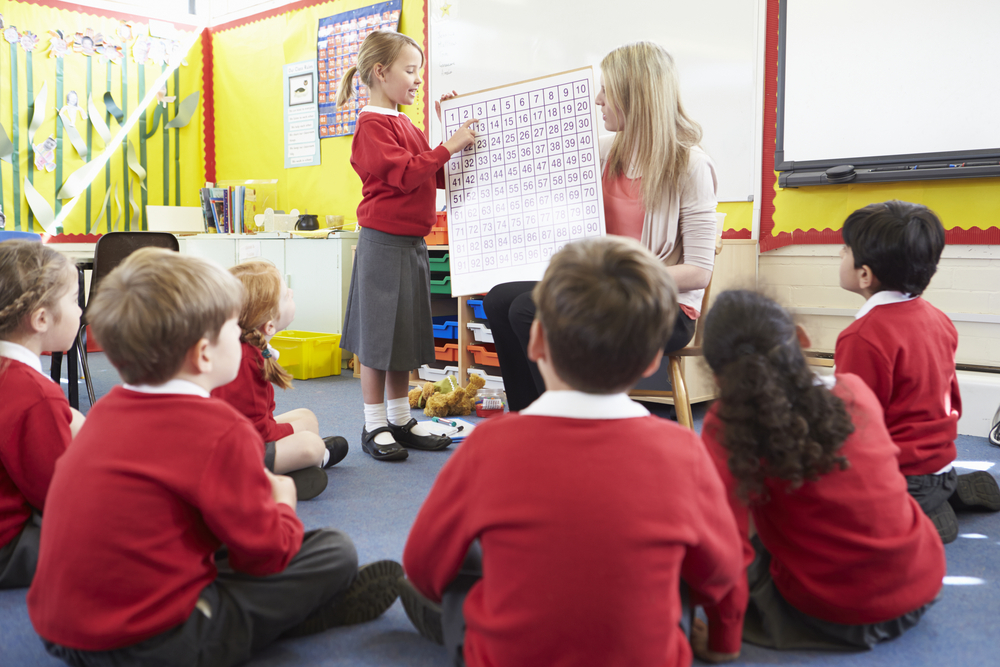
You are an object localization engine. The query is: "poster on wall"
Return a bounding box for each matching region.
[283,60,321,168]
[317,0,401,139]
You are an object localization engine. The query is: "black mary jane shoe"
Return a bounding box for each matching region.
[361,427,409,461]
[322,436,350,468]
[388,418,453,451]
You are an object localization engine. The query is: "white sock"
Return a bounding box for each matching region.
[322,448,331,466]
[388,397,433,436]
[364,402,395,446]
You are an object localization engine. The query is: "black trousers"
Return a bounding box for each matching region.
[906,469,959,513]
[44,529,359,667]
[0,512,42,589]
[484,281,697,411]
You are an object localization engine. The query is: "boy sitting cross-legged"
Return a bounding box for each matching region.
[27,248,401,667]
[399,236,744,667]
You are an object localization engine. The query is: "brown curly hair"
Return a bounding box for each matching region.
[702,290,853,503]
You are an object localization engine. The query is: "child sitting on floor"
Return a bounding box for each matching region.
[834,200,1000,543]
[212,259,348,500]
[27,249,401,667]
[694,290,945,661]
[399,236,743,667]
[0,240,84,588]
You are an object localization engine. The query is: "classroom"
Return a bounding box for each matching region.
[1,0,999,665]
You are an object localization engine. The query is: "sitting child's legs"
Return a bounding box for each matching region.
[0,514,41,589]
[272,431,325,472]
[274,408,319,435]
[907,471,959,543]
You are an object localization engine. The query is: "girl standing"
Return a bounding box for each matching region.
[336,31,476,461]
[212,259,347,499]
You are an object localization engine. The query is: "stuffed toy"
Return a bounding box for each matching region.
[408,373,486,417]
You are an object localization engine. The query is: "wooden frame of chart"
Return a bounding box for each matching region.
[440,67,607,296]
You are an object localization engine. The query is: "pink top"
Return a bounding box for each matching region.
[602,172,645,240]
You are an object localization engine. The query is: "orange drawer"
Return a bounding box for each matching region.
[467,344,500,367]
[435,343,460,362]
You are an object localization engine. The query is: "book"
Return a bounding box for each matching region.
[198,188,217,232]
[209,188,227,233]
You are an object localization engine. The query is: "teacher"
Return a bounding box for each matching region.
[484,42,719,411]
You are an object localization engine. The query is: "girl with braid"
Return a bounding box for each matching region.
[0,240,84,588]
[212,259,348,500]
[692,290,944,662]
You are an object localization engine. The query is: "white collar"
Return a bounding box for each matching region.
[0,340,47,379]
[123,378,210,398]
[855,290,915,320]
[360,105,404,118]
[520,390,650,419]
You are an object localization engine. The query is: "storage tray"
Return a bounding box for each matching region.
[435,343,460,362]
[430,275,452,295]
[466,322,494,343]
[468,344,500,367]
[432,316,459,339]
[467,298,487,319]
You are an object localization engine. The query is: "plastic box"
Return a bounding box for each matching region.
[435,343,460,362]
[466,322,494,343]
[418,364,461,383]
[430,275,452,295]
[425,211,448,245]
[270,331,342,379]
[428,252,450,272]
[468,344,500,367]
[432,316,459,339]
[467,298,487,319]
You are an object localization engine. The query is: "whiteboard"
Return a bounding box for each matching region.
[427,0,759,203]
[441,68,607,296]
[778,0,1000,168]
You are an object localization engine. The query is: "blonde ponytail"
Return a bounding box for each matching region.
[336,65,359,108]
[338,30,423,110]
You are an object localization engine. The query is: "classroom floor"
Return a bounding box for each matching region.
[2,353,1000,666]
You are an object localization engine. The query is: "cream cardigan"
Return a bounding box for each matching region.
[599,135,719,312]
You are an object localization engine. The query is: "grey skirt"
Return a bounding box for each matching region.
[341,227,435,372]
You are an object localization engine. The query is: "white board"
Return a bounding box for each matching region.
[441,68,606,297]
[428,0,759,203]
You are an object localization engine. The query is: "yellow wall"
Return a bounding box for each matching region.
[212,0,426,223]
[0,1,204,234]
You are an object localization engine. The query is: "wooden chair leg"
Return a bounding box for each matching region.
[668,355,694,430]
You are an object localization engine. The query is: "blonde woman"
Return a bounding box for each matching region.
[485,42,719,411]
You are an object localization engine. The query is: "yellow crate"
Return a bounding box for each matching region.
[270,331,342,379]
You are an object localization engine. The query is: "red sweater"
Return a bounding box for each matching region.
[700,374,945,654]
[211,342,290,444]
[27,387,304,650]
[403,413,743,667]
[0,360,73,548]
[835,298,960,475]
[351,110,449,237]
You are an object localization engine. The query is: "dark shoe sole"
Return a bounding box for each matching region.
[362,428,409,461]
[398,576,444,645]
[389,419,453,451]
[323,436,349,468]
[286,466,328,501]
[950,471,1000,512]
[927,500,958,544]
[282,560,403,638]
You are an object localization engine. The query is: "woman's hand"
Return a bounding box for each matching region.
[435,90,459,122]
[690,619,740,664]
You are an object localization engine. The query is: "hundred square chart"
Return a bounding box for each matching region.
[440,68,607,296]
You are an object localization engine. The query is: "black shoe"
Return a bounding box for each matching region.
[361,426,408,461]
[286,466,328,501]
[282,560,403,638]
[389,418,452,451]
[949,471,1000,512]
[323,436,349,468]
[927,500,958,544]
[398,576,444,645]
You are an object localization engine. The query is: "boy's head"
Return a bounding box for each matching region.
[840,200,945,297]
[531,236,678,394]
[88,248,245,386]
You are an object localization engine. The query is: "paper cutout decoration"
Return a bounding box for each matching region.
[28,82,48,145]
[33,136,56,172]
[60,90,87,122]
[48,30,68,58]
[88,93,111,144]
[156,85,176,108]
[167,40,188,67]
[19,30,39,52]
[127,140,146,188]
[62,118,88,160]
[0,13,4,30]
[4,25,20,44]
[103,92,124,124]
[73,29,104,56]
[23,178,56,233]
[97,41,124,65]
[117,21,136,43]
[132,35,151,64]
[164,91,200,129]
[146,38,166,66]
[0,122,12,163]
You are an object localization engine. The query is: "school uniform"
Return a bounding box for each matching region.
[211,341,294,444]
[403,391,743,667]
[700,373,945,652]
[27,381,357,666]
[0,341,73,589]
[342,106,448,371]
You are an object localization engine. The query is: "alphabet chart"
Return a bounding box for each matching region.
[440,67,606,296]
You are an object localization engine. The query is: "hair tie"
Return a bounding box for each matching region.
[261,347,272,359]
[735,343,756,357]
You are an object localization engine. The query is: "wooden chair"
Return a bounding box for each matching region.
[629,213,727,430]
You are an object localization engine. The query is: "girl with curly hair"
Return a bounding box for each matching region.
[691,290,945,662]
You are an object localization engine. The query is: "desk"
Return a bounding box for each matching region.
[49,244,95,410]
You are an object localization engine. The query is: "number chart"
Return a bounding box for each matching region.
[440,68,606,296]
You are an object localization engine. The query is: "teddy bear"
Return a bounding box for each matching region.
[408,373,486,418]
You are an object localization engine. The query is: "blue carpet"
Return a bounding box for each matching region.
[3,354,999,665]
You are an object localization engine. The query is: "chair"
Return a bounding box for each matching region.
[0,230,43,243]
[628,213,727,430]
[78,232,180,405]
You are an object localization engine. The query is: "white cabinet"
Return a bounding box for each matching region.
[177,232,357,334]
